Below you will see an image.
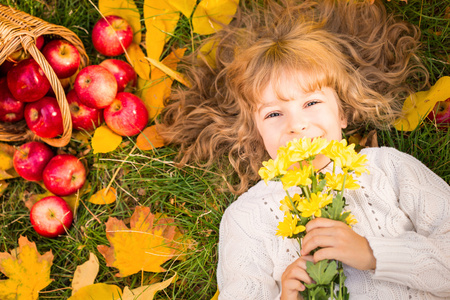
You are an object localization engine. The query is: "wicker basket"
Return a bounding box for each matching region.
[0,4,89,147]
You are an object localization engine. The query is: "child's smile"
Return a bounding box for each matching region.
[254,72,347,170]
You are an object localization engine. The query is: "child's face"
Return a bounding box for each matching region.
[254,74,347,169]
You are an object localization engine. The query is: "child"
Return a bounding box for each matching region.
[160,0,450,299]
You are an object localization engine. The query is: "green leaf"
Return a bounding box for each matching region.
[306,260,338,285]
[327,194,345,220]
[317,179,327,192]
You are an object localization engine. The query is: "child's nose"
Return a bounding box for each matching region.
[288,115,307,134]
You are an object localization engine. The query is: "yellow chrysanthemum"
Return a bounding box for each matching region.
[344,212,358,227]
[325,172,360,191]
[321,139,369,176]
[258,159,279,184]
[296,192,333,218]
[286,137,329,162]
[276,214,306,238]
[280,194,302,213]
[280,165,313,190]
[274,149,292,175]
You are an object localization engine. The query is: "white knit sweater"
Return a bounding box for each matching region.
[217,147,450,299]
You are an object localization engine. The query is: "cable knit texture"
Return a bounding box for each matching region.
[217,147,450,299]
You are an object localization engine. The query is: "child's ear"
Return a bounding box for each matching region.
[340,115,348,129]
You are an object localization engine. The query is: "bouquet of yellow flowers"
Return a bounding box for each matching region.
[259,137,369,300]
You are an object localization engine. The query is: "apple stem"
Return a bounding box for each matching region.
[13,146,27,156]
[104,145,137,195]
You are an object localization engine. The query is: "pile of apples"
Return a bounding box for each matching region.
[0,15,149,238]
[0,14,148,139]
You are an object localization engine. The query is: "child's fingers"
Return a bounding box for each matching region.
[305,217,344,231]
[300,234,338,256]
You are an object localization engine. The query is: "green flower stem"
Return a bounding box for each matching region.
[339,173,347,199]
[286,192,301,216]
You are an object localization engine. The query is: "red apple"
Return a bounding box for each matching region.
[43,154,86,196]
[92,15,133,57]
[0,60,15,76]
[13,141,54,181]
[67,89,103,131]
[24,96,63,138]
[30,196,73,238]
[104,92,148,136]
[36,35,45,50]
[42,39,81,79]
[428,98,450,124]
[0,77,25,122]
[7,58,51,102]
[99,59,136,93]
[74,65,117,109]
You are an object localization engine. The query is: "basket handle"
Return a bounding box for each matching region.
[27,42,72,147]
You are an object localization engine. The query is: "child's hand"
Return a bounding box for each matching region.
[300,218,376,271]
[280,255,314,300]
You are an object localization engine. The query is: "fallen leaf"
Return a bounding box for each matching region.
[71,252,100,295]
[0,236,53,300]
[121,273,177,300]
[99,0,142,44]
[0,143,15,171]
[144,0,180,61]
[394,76,450,131]
[167,0,196,18]
[97,206,185,277]
[146,56,191,87]
[88,187,117,205]
[136,125,165,150]
[68,283,122,300]
[0,180,9,197]
[92,125,123,154]
[0,168,19,181]
[198,37,218,69]
[127,43,151,80]
[140,48,186,119]
[192,0,239,35]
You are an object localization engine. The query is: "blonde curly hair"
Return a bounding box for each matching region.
[160,0,428,195]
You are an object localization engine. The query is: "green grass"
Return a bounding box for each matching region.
[0,0,449,299]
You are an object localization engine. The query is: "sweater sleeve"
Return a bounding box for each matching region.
[217,197,282,300]
[367,148,450,297]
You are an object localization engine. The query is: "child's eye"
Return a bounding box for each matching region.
[265,112,281,119]
[305,100,319,108]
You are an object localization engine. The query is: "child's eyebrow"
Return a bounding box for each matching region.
[257,101,279,113]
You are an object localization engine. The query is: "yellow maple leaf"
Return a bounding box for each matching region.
[139,48,186,119]
[98,0,142,44]
[192,0,239,35]
[136,125,165,150]
[97,206,185,277]
[88,187,117,205]
[92,125,123,154]
[394,76,450,131]
[121,273,177,299]
[68,283,122,300]
[0,236,53,300]
[127,42,151,80]
[71,252,100,295]
[143,0,180,61]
